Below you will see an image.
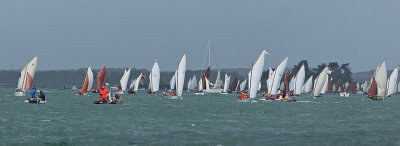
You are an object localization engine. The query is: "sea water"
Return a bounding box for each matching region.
[0,88,399,145]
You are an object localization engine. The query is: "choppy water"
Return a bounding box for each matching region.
[0,88,399,145]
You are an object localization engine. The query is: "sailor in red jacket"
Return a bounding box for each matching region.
[99,86,109,103]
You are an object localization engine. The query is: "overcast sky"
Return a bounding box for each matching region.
[0,0,399,72]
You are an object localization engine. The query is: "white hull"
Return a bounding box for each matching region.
[14,92,26,96]
[340,92,350,97]
[194,92,205,95]
[204,89,223,94]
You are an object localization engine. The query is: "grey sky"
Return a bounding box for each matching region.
[0,0,399,72]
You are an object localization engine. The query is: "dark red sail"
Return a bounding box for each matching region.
[368,77,377,97]
[97,65,106,89]
[201,66,210,90]
[284,69,290,91]
[327,77,333,93]
[230,77,238,91]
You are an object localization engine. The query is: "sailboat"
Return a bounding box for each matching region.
[386,66,398,97]
[245,49,268,100]
[312,67,332,97]
[189,75,197,90]
[239,79,247,92]
[15,56,38,96]
[128,73,146,94]
[165,54,186,99]
[147,60,160,94]
[78,65,94,95]
[199,39,223,94]
[265,57,288,98]
[367,60,388,100]
[117,68,131,94]
[229,77,238,93]
[221,74,231,94]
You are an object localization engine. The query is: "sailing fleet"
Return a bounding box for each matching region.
[12,43,400,103]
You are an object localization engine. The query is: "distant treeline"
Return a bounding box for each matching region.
[0,60,361,90]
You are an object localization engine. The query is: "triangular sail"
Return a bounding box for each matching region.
[284,69,290,91]
[268,57,288,95]
[235,80,241,91]
[175,54,187,97]
[247,50,267,98]
[223,74,231,93]
[230,77,238,91]
[149,60,160,92]
[97,65,106,90]
[201,66,210,90]
[81,66,94,93]
[375,60,387,97]
[134,73,145,92]
[320,74,329,94]
[387,66,398,96]
[240,79,247,91]
[191,75,197,89]
[120,68,131,92]
[312,67,331,96]
[302,75,313,93]
[294,64,305,95]
[213,70,223,89]
[170,74,176,90]
[18,56,38,91]
[187,79,192,90]
[368,77,378,97]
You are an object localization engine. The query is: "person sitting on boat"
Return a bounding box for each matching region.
[98,86,109,104]
[343,89,347,93]
[38,90,45,102]
[276,88,282,98]
[227,89,231,93]
[282,90,287,98]
[238,93,248,99]
[171,92,177,96]
[30,85,37,102]
[164,91,170,96]
[262,92,267,97]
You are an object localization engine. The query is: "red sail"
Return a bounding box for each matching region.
[348,82,356,92]
[97,65,106,90]
[24,73,33,90]
[201,66,210,90]
[284,69,290,91]
[335,80,341,92]
[368,77,377,97]
[230,77,238,91]
[81,74,89,93]
[327,78,333,93]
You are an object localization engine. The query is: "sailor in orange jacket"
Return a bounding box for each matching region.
[99,86,109,103]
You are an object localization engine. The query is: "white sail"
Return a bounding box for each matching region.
[175,54,186,97]
[387,66,398,96]
[170,74,176,90]
[375,60,387,97]
[223,74,231,93]
[247,50,267,98]
[134,73,145,92]
[149,60,160,92]
[345,82,349,89]
[266,67,273,92]
[213,70,223,89]
[398,81,400,93]
[120,68,131,92]
[289,76,295,91]
[191,75,197,89]
[294,64,305,95]
[87,66,94,91]
[312,67,331,96]
[280,81,284,90]
[302,76,313,93]
[268,57,288,95]
[17,56,38,91]
[332,83,336,92]
[240,79,247,91]
[320,74,329,94]
[356,82,360,91]
[198,78,203,91]
[257,82,261,92]
[205,78,211,90]
[235,80,240,91]
[187,79,192,90]
[129,79,135,89]
[363,81,369,93]
[17,67,27,90]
